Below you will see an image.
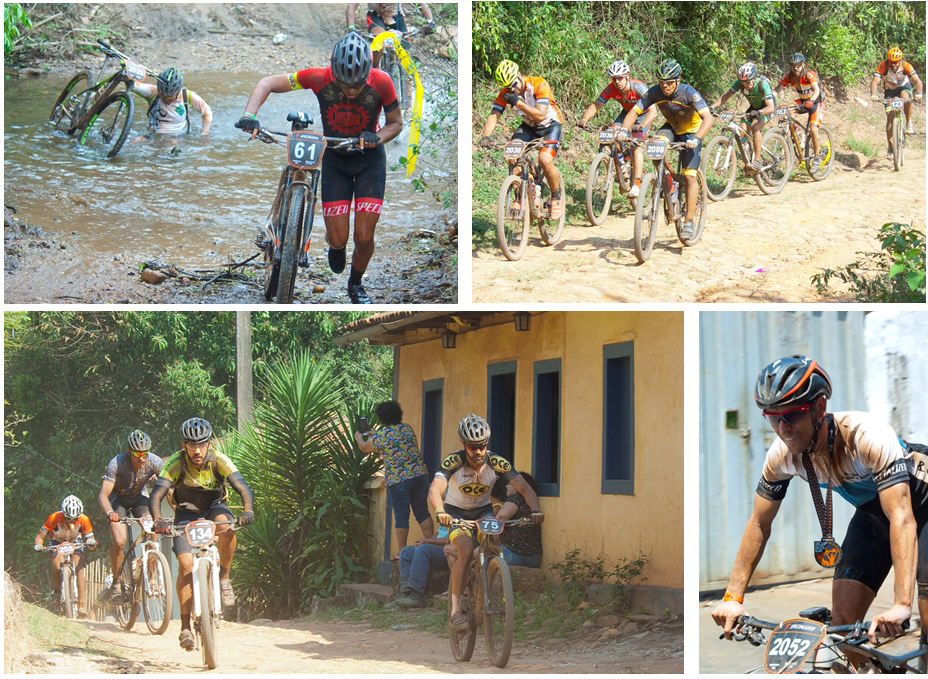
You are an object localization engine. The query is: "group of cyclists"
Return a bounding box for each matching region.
[479,47,922,238]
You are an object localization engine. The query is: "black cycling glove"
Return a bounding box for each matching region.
[479,136,493,149]
[359,131,381,147]
[235,116,260,132]
[503,92,520,107]
[236,511,255,527]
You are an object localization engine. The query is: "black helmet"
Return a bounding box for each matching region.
[331,33,372,86]
[754,355,832,409]
[788,53,805,65]
[458,414,490,446]
[128,429,151,452]
[157,67,183,99]
[181,417,212,443]
[656,58,682,80]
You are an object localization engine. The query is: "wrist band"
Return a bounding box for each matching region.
[349,24,356,30]
[244,112,256,119]
[723,592,744,604]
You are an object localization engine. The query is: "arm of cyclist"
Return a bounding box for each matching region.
[711,493,782,639]
[98,479,120,523]
[803,81,821,109]
[479,111,501,148]
[911,73,924,100]
[496,501,519,520]
[510,473,544,524]
[428,474,451,526]
[515,99,550,126]
[148,478,173,533]
[238,74,295,138]
[684,106,714,148]
[186,90,212,135]
[415,2,436,32]
[577,101,604,128]
[33,528,47,552]
[346,3,361,31]
[867,481,917,643]
[639,103,658,130]
[367,104,402,149]
[711,90,734,111]
[758,95,776,119]
[227,472,255,527]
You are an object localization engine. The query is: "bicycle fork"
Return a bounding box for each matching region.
[299,171,321,260]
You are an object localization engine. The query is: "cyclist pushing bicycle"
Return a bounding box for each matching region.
[33,495,97,618]
[427,414,544,633]
[479,60,566,220]
[237,33,403,305]
[149,418,255,651]
[130,66,212,141]
[347,3,436,67]
[710,62,777,173]
[870,47,923,160]
[711,356,928,668]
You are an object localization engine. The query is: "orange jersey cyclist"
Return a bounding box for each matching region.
[774,53,825,158]
[869,46,923,159]
[710,62,777,173]
[428,414,544,633]
[578,59,658,199]
[479,59,566,220]
[619,58,714,241]
[34,495,97,618]
[237,33,403,305]
[346,3,436,68]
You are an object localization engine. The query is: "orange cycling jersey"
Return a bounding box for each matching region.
[874,60,918,90]
[41,512,93,543]
[779,68,822,102]
[492,76,562,126]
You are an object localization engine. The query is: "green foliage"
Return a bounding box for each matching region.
[4,3,31,55]
[812,222,926,302]
[549,545,650,612]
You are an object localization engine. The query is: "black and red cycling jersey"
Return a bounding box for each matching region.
[596,78,649,112]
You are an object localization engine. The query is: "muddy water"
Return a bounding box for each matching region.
[4,71,449,270]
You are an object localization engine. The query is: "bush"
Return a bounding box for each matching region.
[4,4,31,56]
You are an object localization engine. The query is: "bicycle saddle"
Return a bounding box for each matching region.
[287,111,313,129]
[799,606,832,623]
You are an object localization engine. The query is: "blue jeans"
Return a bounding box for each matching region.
[399,543,449,594]
[388,474,431,530]
[502,545,541,568]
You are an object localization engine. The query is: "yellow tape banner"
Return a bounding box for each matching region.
[370,32,422,177]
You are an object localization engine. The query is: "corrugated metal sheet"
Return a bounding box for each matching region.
[699,311,867,591]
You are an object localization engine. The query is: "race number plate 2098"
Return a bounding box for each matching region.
[644,139,669,160]
[287,131,326,170]
[184,520,216,547]
[763,618,826,674]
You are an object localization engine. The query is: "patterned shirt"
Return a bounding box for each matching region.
[103,452,164,498]
[501,491,542,557]
[368,423,428,486]
[159,450,239,513]
[41,513,94,543]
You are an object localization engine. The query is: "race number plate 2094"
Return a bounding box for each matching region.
[184,520,217,547]
[287,131,326,170]
[763,618,826,674]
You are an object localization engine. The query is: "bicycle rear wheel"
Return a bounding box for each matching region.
[61,568,77,619]
[387,59,409,113]
[892,116,904,171]
[633,173,659,263]
[142,549,172,635]
[114,556,138,630]
[484,556,515,668]
[539,172,565,246]
[277,184,305,304]
[496,174,529,261]
[678,169,708,246]
[78,90,134,158]
[755,129,792,195]
[702,135,736,201]
[199,560,219,669]
[49,71,95,130]
[448,576,476,662]
[585,151,614,226]
[804,125,834,180]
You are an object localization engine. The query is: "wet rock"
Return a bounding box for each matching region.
[312,285,325,293]
[18,68,44,78]
[60,243,66,249]
[140,269,167,285]
[598,615,620,627]
[629,614,661,623]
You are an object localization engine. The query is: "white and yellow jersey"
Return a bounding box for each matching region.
[436,451,519,510]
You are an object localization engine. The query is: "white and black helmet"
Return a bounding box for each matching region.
[738,62,758,81]
[331,32,372,86]
[608,60,630,78]
[61,495,83,520]
[458,414,491,445]
[128,429,151,452]
[181,417,212,443]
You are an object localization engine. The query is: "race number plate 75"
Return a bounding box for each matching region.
[762,618,827,674]
[184,520,217,547]
[477,517,504,535]
[287,131,326,170]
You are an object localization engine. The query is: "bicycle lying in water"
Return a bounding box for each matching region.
[583,123,638,225]
[448,516,532,668]
[49,39,157,158]
[724,606,927,673]
[236,113,360,304]
[775,104,835,181]
[110,516,173,635]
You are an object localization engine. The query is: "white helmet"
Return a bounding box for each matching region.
[61,495,83,520]
[608,60,630,78]
[458,414,490,445]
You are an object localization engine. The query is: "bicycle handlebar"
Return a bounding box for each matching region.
[727,614,909,639]
[96,38,159,80]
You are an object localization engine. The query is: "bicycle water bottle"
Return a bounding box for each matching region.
[670,180,679,204]
[533,182,541,209]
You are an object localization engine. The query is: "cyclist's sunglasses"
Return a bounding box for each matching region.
[465,443,488,451]
[763,402,813,428]
[657,78,679,84]
[129,450,147,458]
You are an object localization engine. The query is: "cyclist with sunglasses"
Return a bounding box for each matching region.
[774,53,825,160]
[712,355,928,650]
[869,47,923,159]
[97,429,164,605]
[427,414,544,632]
[710,62,777,173]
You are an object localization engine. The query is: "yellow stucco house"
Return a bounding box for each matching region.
[336,310,683,613]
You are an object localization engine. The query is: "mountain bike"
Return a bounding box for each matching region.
[169,518,244,670]
[723,607,927,673]
[111,516,173,635]
[236,113,359,304]
[366,27,418,114]
[493,137,565,261]
[882,96,908,172]
[448,516,532,668]
[625,137,708,263]
[40,542,81,619]
[702,110,792,200]
[48,38,156,158]
[775,104,835,181]
[584,124,638,225]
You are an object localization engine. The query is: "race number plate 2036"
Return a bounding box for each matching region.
[184,520,216,547]
[763,618,826,674]
[645,139,668,160]
[503,141,524,160]
[287,131,326,170]
[124,60,146,82]
[598,128,616,143]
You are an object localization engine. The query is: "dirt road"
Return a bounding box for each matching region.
[26,614,682,674]
[472,147,925,304]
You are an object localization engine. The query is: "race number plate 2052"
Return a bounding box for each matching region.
[184,520,216,547]
[644,139,669,160]
[287,131,326,170]
[763,618,826,674]
[124,60,146,82]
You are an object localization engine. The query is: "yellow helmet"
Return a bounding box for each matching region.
[887,47,903,62]
[495,60,519,88]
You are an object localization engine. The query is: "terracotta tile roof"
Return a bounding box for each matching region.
[336,312,542,347]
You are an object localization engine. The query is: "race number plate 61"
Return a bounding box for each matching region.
[645,140,668,160]
[287,131,326,170]
[762,618,826,674]
[184,520,216,547]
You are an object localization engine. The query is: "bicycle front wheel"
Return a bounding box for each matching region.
[49,71,95,129]
[633,173,659,263]
[142,549,172,635]
[496,174,529,261]
[892,116,904,171]
[585,151,614,226]
[678,170,708,246]
[114,556,138,630]
[539,172,565,246]
[484,556,515,668]
[79,90,134,158]
[804,125,834,180]
[198,560,219,669]
[61,567,77,619]
[755,129,792,195]
[702,135,737,201]
[277,184,305,304]
[448,576,476,662]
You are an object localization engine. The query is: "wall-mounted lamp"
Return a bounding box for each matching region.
[514,312,531,332]
[441,331,456,349]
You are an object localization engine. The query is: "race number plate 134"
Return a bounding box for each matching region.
[287,131,326,170]
[763,618,826,674]
[184,520,216,547]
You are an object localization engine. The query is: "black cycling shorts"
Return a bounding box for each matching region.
[171,502,233,557]
[884,84,913,98]
[654,125,702,174]
[511,121,562,156]
[366,10,410,48]
[109,492,152,519]
[320,145,386,219]
[444,503,495,545]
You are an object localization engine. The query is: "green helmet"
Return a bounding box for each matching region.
[656,58,682,81]
[495,59,519,88]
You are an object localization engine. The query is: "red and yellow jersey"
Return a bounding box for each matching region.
[492,76,562,126]
[778,68,821,101]
[40,512,93,543]
[874,60,918,90]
